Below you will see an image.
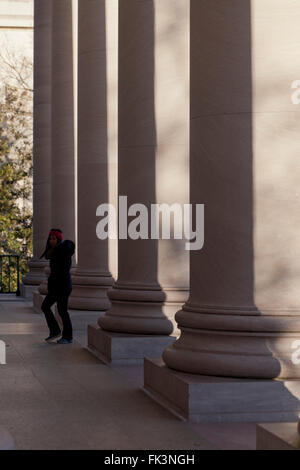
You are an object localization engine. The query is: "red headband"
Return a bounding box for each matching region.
[49,230,63,241]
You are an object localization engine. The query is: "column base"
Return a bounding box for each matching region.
[256,423,300,450]
[87,324,176,364]
[143,357,300,423]
[20,283,37,300]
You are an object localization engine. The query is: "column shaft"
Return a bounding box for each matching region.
[98,0,172,335]
[23,0,52,288]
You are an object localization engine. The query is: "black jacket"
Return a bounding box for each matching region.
[47,240,75,293]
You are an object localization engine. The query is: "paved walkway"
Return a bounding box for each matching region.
[0,296,256,450]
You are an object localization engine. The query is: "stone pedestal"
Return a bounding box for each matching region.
[88,325,176,365]
[143,357,300,423]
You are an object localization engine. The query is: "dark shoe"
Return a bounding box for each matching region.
[57,338,73,344]
[45,332,61,342]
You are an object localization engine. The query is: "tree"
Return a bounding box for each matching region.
[0,44,33,292]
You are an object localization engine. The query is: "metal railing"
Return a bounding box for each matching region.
[0,255,20,296]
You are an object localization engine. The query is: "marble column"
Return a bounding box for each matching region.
[69,0,114,310]
[97,0,175,336]
[51,0,76,241]
[162,0,300,379]
[96,0,189,339]
[22,0,52,296]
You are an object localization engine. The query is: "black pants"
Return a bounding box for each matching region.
[41,288,73,340]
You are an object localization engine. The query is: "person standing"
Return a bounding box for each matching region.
[40,228,75,344]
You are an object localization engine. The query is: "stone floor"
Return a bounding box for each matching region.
[0,295,257,450]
